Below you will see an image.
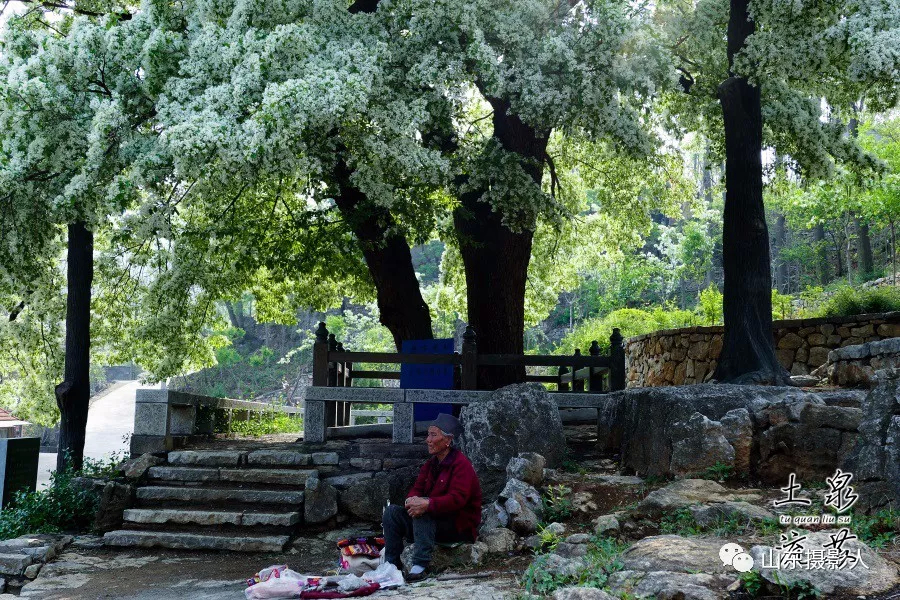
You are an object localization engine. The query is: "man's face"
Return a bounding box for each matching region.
[426,426,451,455]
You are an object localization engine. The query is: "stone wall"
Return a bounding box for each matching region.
[625,312,900,387]
[823,337,900,387]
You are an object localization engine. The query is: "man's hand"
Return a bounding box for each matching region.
[405,496,429,517]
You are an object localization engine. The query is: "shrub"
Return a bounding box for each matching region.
[521,536,626,595]
[541,484,574,522]
[217,406,303,436]
[819,286,900,317]
[557,307,697,355]
[0,464,100,540]
[697,284,723,325]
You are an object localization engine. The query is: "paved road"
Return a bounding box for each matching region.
[37,381,141,488]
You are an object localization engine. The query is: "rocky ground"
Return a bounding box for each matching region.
[3,425,899,599]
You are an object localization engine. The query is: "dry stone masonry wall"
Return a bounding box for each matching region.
[625,312,900,387]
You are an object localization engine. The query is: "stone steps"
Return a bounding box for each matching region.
[136,485,304,506]
[168,449,339,468]
[123,508,301,528]
[103,529,291,552]
[147,465,317,486]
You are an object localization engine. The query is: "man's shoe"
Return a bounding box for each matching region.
[406,564,429,582]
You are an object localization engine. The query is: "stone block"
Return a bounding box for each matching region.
[808,346,830,366]
[303,400,326,443]
[168,404,196,436]
[246,450,311,467]
[349,458,382,470]
[132,403,169,437]
[129,435,172,456]
[392,403,414,444]
[0,554,31,577]
[311,452,339,466]
[778,333,804,349]
[851,324,875,337]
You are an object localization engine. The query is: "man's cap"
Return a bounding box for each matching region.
[430,413,462,438]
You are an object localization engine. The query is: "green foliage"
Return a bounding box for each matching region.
[659,507,780,538]
[536,524,562,552]
[557,307,698,355]
[739,571,765,597]
[521,536,626,596]
[541,485,574,523]
[80,451,127,480]
[819,286,900,317]
[217,407,303,436]
[697,284,723,325]
[771,571,822,600]
[698,461,734,483]
[0,462,100,539]
[849,508,898,549]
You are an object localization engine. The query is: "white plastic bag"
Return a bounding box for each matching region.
[244,565,309,599]
[362,562,404,589]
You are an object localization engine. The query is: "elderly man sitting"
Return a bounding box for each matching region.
[382,413,482,581]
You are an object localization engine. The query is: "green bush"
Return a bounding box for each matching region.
[697,284,723,325]
[819,286,900,317]
[521,536,626,595]
[0,464,100,539]
[556,307,697,355]
[217,406,303,436]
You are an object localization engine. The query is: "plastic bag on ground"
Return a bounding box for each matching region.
[361,562,404,589]
[245,565,310,599]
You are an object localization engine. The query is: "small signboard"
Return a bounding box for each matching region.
[400,339,455,422]
[0,437,40,508]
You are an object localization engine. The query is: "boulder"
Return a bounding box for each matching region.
[460,384,566,496]
[608,570,732,600]
[121,454,163,480]
[479,502,509,533]
[689,501,776,527]
[620,535,731,575]
[670,412,735,476]
[842,369,900,512]
[636,479,761,518]
[552,587,616,600]
[92,482,134,533]
[304,473,338,524]
[598,384,862,482]
[340,466,418,522]
[479,527,516,554]
[507,499,539,536]
[592,515,620,536]
[498,479,542,515]
[750,531,899,596]
[554,542,588,558]
[533,553,586,578]
[401,542,474,572]
[506,453,546,487]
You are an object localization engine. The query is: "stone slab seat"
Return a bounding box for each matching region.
[136,486,304,505]
[103,529,290,553]
[147,465,317,486]
[123,508,302,528]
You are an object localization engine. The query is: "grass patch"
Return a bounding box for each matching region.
[542,484,574,523]
[521,536,627,596]
[818,286,900,317]
[659,507,781,538]
[849,508,898,549]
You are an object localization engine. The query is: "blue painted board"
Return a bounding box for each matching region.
[400,339,454,421]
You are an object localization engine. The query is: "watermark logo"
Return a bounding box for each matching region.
[774,469,858,526]
[719,543,755,573]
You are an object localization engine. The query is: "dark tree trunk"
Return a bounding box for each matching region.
[332,160,433,350]
[773,214,788,293]
[55,221,93,473]
[714,0,791,385]
[454,98,549,389]
[814,225,831,284]
[856,218,874,278]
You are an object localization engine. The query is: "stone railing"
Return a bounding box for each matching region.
[625,312,900,388]
[130,390,302,455]
[303,387,609,444]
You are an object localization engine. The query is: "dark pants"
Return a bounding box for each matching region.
[382,504,468,567]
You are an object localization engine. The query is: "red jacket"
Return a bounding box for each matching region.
[407,448,482,541]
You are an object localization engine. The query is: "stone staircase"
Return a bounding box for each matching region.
[104,449,335,552]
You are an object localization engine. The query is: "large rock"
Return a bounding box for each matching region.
[121,454,163,480]
[689,501,775,527]
[460,383,566,496]
[842,369,900,512]
[750,530,899,596]
[636,479,761,518]
[340,466,418,522]
[553,587,616,600]
[506,453,546,487]
[304,473,338,524]
[92,482,134,533]
[670,412,735,476]
[620,535,732,575]
[598,384,861,482]
[608,570,732,600]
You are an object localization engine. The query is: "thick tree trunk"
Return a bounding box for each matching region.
[55,221,93,473]
[332,161,433,350]
[773,214,788,293]
[857,219,874,278]
[454,98,549,389]
[714,0,791,385]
